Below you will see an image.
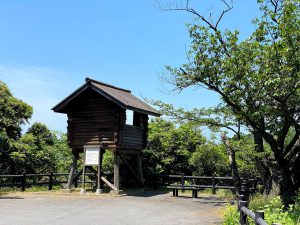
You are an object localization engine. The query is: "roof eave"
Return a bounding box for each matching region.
[125,105,161,117]
[51,83,89,113]
[90,83,161,116]
[52,80,162,117]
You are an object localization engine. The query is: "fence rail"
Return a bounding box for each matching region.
[237,195,281,225]
[151,174,259,195]
[0,172,98,191]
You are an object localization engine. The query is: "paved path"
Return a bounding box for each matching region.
[0,192,227,225]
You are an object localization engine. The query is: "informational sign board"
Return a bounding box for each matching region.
[84,146,100,166]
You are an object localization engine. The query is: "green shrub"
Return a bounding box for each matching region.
[222,204,239,225]
[223,195,300,225]
[248,194,277,211]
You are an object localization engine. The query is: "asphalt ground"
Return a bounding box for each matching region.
[0,191,227,225]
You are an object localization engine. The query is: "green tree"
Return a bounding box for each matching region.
[10,123,56,174]
[50,131,72,173]
[143,118,205,175]
[0,81,32,174]
[162,0,300,205]
[150,100,274,193]
[189,143,230,176]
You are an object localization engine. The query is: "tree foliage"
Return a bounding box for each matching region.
[10,123,56,174]
[163,0,300,206]
[0,81,33,174]
[143,118,205,175]
[0,81,72,174]
[189,143,229,176]
[50,131,72,173]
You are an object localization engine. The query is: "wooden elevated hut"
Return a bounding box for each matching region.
[52,78,160,191]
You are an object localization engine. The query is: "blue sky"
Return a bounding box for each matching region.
[0,1,260,133]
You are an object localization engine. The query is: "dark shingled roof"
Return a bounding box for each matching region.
[52,78,161,116]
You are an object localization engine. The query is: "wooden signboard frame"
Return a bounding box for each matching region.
[81,145,102,194]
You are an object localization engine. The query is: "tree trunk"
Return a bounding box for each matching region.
[271,145,298,207]
[253,128,273,194]
[261,161,273,195]
[222,134,241,195]
[280,168,297,207]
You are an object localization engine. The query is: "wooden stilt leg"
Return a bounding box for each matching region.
[96,148,105,194]
[80,163,86,194]
[100,149,105,189]
[113,152,120,190]
[66,153,79,190]
[136,152,144,186]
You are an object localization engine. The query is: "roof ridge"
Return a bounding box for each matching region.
[85,77,131,93]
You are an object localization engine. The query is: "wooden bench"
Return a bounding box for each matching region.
[167,183,236,198]
[167,184,204,198]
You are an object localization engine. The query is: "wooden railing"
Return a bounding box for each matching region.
[150,174,259,194]
[0,172,97,191]
[237,195,282,225]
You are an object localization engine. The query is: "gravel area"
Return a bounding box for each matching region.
[0,191,227,225]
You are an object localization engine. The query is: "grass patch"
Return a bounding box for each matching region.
[222,195,300,225]
[198,188,235,199]
[0,185,63,194]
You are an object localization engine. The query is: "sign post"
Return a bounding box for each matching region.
[80,145,102,195]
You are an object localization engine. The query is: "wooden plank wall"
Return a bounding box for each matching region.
[66,89,121,152]
[133,112,149,148]
[120,125,143,146]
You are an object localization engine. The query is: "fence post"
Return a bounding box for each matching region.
[240,180,249,201]
[21,172,26,192]
[212,175,216,195]
[48,172,53,190]
[255,210,264,225]
[237,194,245,208]
[74,177,78,188]
[181,174,185,186]
[153,174,157,191]
[239,200,247,225]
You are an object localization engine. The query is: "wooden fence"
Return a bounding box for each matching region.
[237,194,281,225]
[1,172,259,194]
[152,174,283,225]
[0,172,97,191]
[1,172,283,224]
[151,174,259,194]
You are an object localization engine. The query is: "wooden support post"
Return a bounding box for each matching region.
[101,176,118,191]
[181,174,185,186]
[239,201,248,225]
[192,190,198,198]
[48,172,53,190]
[100,149,105,189]
[175,189,178,197]
[21,172,26,192]
[212,175,216,195]
[136,152,144,186]
[173,189,176,196]
[66,153,79,190]
[80,162,86,194]
[113,152,120,190]
[181,174,185,193]
[96,148,104,194]
[255,210,264,225]
[119,153,143,186]
[237,195,245,211]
